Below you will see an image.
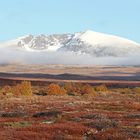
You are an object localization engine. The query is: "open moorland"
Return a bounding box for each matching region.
[0,86,140,140]
[0,64,140,140]
[0,64,140,87]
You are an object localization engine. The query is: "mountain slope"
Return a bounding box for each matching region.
[0,30,140,57]
[60,30,140,56]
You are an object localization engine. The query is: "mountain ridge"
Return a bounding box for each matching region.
[0,30,140,57]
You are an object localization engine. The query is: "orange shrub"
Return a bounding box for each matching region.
[46,83,66,95]
[12,84,22,96]
[81,84,96,96]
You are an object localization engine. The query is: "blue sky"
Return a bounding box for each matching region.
[0,0,140,43]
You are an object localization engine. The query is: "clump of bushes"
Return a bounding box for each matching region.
[46,83,67,95]
[20,81,32,96]
[63,82,82,96]
[95,84,108,92]
[66,82,83,96]
[0,81,32,97]
[81,84,96,97]
[0,82,96,97]
[63,82,96,97]
[4,81,139,97]
[63,82,74,95]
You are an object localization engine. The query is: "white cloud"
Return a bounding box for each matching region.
[0,47,140,66]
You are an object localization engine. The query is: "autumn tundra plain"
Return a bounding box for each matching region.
[0,64,140,140]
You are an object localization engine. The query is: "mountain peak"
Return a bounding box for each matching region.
[17,34,33,40]
[78,30,140,47]
[0,30,140,57]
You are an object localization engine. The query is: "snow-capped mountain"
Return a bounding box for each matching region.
[0,30,140,57]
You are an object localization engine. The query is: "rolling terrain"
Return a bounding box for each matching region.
[0,64,140,87]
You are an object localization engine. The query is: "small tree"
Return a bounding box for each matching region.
[20,81,32,96]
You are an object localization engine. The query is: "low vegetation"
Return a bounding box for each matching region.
[46,83,67,95]
[0,81,140,139]
[1,80,140,97]
[0,81,32,97]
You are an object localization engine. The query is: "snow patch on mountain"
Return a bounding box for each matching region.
[0,30,140,57]
[78,30,140,46]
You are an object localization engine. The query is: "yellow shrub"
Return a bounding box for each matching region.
[95,84,108,92]
[20,81,32,96]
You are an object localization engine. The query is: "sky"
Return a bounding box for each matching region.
[0,0,140,43]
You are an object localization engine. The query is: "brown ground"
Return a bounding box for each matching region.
[0,93,140,140]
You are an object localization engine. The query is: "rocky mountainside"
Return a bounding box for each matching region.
[0,30,140,57]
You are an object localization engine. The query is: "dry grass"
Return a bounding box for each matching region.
[0,89,140,140]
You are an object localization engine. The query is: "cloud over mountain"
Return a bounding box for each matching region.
[0,30,140,65]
